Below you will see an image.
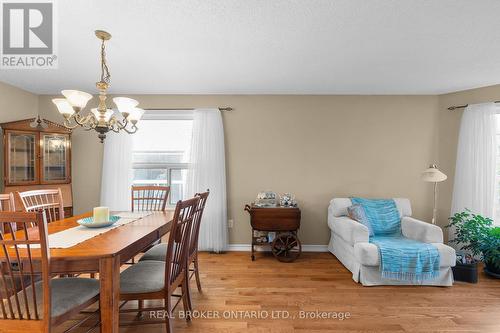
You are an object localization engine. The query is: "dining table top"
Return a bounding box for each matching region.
[4,210,174,261]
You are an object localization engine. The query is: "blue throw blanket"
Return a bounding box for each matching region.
[351,198,440,282]
[370,234,440,282]
[351,198,400,235]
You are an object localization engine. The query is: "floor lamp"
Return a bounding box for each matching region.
[421,164,447,225]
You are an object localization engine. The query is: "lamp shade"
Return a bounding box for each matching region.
[421,164,447,183]
[113,97,139,116]
[127,107,144,123]
[52,98,75,117]
[61,90,93,109]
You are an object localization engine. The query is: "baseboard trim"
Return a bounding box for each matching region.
[227,244,329,252]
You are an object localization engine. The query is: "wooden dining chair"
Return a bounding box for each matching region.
[0,193,17,233]
[128,185,171,264]
[17,189,65,223]
[0,193,16,212]
[139,190,210,293]
[119,196,200,332]
[0,211,100,332]
[131,185,170,212]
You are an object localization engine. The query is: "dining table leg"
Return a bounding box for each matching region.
[99,255,121,333]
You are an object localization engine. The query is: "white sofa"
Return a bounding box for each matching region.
[327,198,456,286]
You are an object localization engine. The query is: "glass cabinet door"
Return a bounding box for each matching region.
[41,133,70,183]
[7,132,38,184]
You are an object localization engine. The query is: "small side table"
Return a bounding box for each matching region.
[244,204,301,262]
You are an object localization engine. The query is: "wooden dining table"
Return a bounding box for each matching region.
[12,211,173,332]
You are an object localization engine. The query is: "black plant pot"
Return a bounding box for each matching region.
[452,261,478,283]
[484,261,500,278]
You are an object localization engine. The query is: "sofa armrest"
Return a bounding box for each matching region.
[401,216,443,243]
[328,216,370,246]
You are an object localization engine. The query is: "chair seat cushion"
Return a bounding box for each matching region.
[354,242,456,267]
[139,243,167,262]
[120,260,166,294]
[10,277,99,319]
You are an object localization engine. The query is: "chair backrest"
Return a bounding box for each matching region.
[165,197,199,288]
[189,190,210,258]
[0,211,51,324]
[17,189,65,223]
[0,193,15,212]
[131,186,170,212]
[0,193,17,234]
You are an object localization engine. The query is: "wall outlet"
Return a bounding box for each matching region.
[228,219,234,228]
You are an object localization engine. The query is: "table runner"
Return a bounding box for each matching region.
[25,211,153,249]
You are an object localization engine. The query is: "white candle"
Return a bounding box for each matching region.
[93,207,109,223]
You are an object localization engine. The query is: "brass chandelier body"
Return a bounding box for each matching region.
[53,30,143,142]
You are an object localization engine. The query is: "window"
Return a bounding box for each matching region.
[132,111,193,206]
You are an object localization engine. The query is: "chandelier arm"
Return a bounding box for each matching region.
[110,126,121,133]
[73,113,97,129]
[108,120,119,133]
[111,117,130,130]
[122,124,138,134]
[63,119,83,130]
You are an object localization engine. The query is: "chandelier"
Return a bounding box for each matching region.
[52,30,143,142]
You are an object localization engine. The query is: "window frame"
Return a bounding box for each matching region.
[132,110,193,207]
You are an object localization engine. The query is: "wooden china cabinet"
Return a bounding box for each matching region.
[0,118,73,217]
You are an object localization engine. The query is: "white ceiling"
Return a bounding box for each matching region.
[1,0,500,95]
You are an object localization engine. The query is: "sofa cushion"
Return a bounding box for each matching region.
[347,204,374,236]
[354,242,456,267]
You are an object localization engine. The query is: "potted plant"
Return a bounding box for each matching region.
[447,210,500,280]
[481,226,500,277]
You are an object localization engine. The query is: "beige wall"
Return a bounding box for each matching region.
[38,94,441,245]
[8,78,495,245]
[437,84,500,233]
[0,81,39,121]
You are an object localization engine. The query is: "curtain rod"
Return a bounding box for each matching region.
[146,107,233,112]
[447,101,500,111]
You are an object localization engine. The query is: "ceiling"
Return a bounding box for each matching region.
[1,0,500,95]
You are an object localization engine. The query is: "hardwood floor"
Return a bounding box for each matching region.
[60,252,500,333]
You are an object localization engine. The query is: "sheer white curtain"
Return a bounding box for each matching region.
[186,108,228,252]
[451,103,497,233]
[100,132,134,211]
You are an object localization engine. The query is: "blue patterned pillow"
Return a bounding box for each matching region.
[350,198,401,236]
[347,204,374,236]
